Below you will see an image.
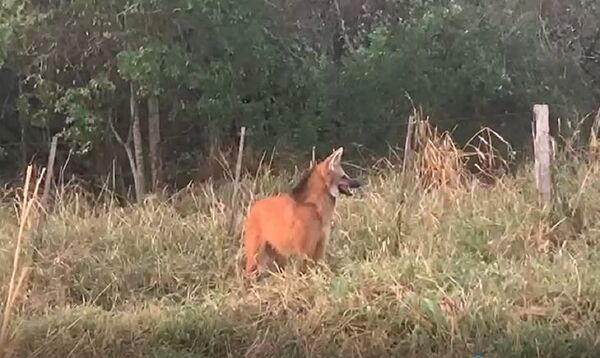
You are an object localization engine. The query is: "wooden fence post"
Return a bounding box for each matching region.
[40,136,58,210]
[32,135,58,263]
[402,113,416,176]
[589,108,600,161]
[227,126,246,236]
[533,104,552,206]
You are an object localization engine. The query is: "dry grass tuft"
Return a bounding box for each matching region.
[463,127,514,185]
[0,165,45,358]
[412,112,468,192]
[410,109,514,192]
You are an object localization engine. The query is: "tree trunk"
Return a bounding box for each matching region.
[20,112,27,170]
[18,81,27,171]
[125,142,143,202]
[130,82,146,200]
[148,94,162,192]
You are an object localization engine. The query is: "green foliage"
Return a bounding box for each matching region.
[117,45,177,95]
[0,0,29,66]
[322,0,593,151]
[54,73,116,148]
[0,0,598,186]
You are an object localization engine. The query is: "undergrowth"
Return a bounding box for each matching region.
[2,119,600,357]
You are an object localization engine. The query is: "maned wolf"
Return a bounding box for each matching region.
[242,147,361,278]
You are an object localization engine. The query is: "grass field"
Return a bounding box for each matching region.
[2,144,600,357]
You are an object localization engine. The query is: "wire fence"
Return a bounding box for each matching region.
[0,104,591,149]
[0,105,596,185]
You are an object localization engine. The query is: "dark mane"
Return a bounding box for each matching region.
[290,165,316,201]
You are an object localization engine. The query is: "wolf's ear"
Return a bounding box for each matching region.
[328,147,344,171]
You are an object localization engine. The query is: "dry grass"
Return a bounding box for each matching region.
[0,166,45,358]
[410,109,512,192]
[2,123,600,357]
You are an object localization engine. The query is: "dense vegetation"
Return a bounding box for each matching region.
[3,147,600,357]
[2,1,600,357]
[1,0,599,199]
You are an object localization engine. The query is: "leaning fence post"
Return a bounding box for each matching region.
[31,135,58,263]
[589,108,600,161]
[40,136,58,210]
[402,112,416,176]
[533,104,552,206]
[227,126,246,236]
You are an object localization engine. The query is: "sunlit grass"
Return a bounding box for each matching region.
[2,114,600,357]
[1,149,600,357]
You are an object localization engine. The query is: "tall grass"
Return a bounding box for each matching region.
[2,122,600,357]
[0,166,45,358]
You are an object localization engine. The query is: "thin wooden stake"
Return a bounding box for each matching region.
[533,104,553,206]
[589,108,600,161]
[227,126,246,236]
[41,136,58,210]
[402,113,416,176]
[32,136,58,262]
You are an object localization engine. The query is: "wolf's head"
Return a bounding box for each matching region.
[319,147,362,198]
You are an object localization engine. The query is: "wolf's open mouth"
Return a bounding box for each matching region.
[338,176,361,196]
[338,183,353,196]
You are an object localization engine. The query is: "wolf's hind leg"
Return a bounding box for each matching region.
[244,232,263,279]
[264,243,288,274]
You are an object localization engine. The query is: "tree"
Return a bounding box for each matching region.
[0,0,598,195]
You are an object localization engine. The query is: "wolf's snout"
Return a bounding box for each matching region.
[338,175,362,196]
[346,177,362,188]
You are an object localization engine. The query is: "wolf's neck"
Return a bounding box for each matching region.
[290,167,336,219]
[302,182,336,221]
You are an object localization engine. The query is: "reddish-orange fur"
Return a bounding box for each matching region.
[242,147,360,278]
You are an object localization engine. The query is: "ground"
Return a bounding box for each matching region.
[1,157,600,357]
